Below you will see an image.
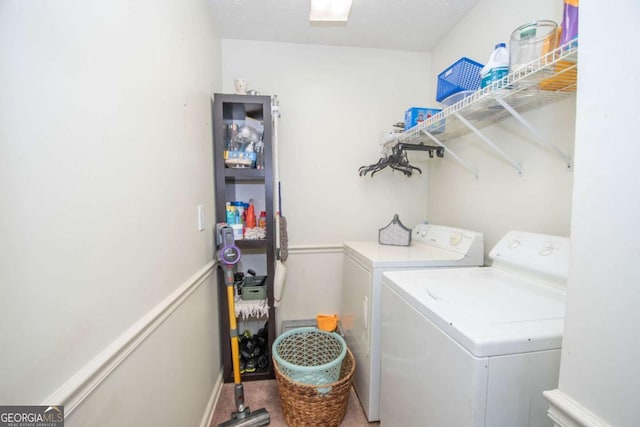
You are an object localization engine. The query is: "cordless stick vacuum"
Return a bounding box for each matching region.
[217,226,270,427]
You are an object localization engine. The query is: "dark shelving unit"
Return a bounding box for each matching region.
[212,93,276,382]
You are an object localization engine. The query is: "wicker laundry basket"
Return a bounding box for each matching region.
[273,348,355,427]
[273,327,347,386]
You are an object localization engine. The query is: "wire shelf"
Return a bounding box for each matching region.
[389,39,578,176]
[402,40,577,144]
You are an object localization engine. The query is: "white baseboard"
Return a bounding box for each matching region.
[544,389,611,427]
[200,371,224,427]
[43,261,216,415]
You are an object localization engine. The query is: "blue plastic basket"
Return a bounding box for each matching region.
[272,327,347,387]
[436,57,484,102]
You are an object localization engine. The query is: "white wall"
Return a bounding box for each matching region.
[221,40,434,243]
[544,2,640,426]
[63,273,220,427]
[428,0,575,257]
[221,40,434,324]
[0,0,223,424]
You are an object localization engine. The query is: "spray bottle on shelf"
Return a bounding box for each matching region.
[258,211,267,230]
[246,199,257,228]
[480,43,509,89]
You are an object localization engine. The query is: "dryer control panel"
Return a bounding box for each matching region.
[413,224,484,264]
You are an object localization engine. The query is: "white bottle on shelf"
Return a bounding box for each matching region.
[480,43,509,88]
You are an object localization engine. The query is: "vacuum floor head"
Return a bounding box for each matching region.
[218,407,270,427]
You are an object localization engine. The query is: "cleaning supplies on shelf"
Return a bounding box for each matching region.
[258,211,267,230]
[226,203,236,225]
[509,20,558,73]
[246,199,257,228]
[225,199,267,240]
[560,0,579,47]
[480,43,509,89]
[404,107,444,133]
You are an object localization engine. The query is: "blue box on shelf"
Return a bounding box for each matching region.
[224,150,256,168]
[436,57,484,103]
[404,107,445,133]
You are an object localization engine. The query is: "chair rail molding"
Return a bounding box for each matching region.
[544,389,612,427]
[43,261,216,415]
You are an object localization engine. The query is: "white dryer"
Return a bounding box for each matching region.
[380,231,570,427]
[340,224,484,421]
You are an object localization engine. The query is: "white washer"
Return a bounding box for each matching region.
[340,224,484,421]
[380,231,569,427]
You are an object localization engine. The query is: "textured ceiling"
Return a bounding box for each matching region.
[209,0,481,52]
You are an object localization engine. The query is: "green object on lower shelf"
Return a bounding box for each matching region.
[242,279,267,300]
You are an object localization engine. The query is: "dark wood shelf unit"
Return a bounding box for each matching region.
[224,168,266,180]
[212,93,276,383]
[236,239,268,250]
[239,370,272,382]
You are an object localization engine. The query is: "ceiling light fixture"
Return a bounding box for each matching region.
[309,0,353,22]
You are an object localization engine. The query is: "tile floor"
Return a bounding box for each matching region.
[210,379,378,427]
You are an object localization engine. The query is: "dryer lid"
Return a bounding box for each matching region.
[344,224,484,269]
[344,240,463,268]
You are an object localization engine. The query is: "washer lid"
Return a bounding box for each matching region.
[382,268,566,357]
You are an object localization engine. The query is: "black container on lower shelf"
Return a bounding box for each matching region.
[239,321,270,376]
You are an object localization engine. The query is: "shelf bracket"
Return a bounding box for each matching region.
[419,130,478,178]
[453,111,523,175]
[493,96,572,170]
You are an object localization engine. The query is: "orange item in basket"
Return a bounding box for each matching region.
[316,314,339,332]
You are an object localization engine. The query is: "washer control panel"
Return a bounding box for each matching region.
[490,230,570,287]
